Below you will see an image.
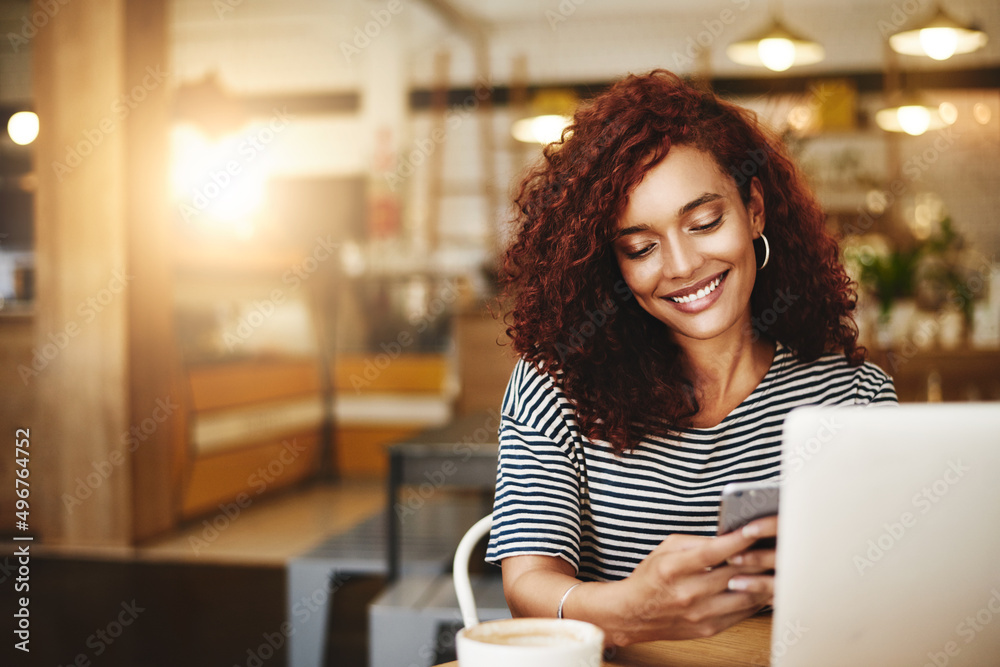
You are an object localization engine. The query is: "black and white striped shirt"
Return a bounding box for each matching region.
[485,341,897,581]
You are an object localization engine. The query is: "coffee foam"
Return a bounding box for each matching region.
[462,618,602,647]
[471,629,582,647]
[457,619,605,667]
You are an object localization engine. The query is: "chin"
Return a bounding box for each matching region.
[664,312,744,343]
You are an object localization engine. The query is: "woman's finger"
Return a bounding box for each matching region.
[726,573,775,596]
[674,527,768,573]
[740,514,778,538]
[657,533,711,552]
[728,547,776,570]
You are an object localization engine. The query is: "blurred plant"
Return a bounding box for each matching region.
[912,217,975,324]
[853,217,974,323]
[859,247,920,318]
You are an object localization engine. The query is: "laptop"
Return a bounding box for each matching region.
[772,404,1000,667]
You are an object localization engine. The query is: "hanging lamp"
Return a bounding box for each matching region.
[727,1,824,73]
[875,98,951,136]
[511,89,578,145]
[889,6,988,61]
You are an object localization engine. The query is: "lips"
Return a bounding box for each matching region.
[664,271,727,300]
[659,270,729,314]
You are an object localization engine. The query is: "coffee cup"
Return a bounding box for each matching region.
[456,617,604,667]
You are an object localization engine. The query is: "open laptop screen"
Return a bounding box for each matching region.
[773,404,1000,667]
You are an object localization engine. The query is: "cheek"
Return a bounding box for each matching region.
[618,262,660,295]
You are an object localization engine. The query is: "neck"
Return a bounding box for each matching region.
[674,327,774,403]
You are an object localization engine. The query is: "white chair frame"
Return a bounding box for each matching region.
[452,513,494,628]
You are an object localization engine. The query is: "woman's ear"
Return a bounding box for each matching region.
[749,177,765,237]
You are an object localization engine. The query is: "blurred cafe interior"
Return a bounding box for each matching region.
[1,0,999,665]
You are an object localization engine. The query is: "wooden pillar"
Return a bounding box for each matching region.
[33,0,131,545]
[31,0,175,546]
[123,0,178,541]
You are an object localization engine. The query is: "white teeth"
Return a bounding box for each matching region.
[669,274,723,304]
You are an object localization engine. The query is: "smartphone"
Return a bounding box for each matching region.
[717,479,780,549]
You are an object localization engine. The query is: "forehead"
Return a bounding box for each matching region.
[619,145,735,227]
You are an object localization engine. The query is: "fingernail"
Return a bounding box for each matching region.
[742,524,760,538]
[728,578,749,591]
[729,554,744,565]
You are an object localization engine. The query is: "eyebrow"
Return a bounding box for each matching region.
[615,192,724,240]
[678,192,723,217]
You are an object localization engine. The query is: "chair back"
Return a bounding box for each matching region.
[452,513,493,628]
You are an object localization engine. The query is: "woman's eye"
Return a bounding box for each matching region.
[693,216,723,232]
[625,244,653,260]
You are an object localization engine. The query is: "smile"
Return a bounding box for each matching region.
[667,271,727,304]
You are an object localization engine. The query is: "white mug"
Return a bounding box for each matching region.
[456,617,605,667]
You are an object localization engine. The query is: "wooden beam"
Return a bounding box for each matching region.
[408,66,1000,110]
[32,0,131,545]
[124,0,181,541]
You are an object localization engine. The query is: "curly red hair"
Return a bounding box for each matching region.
[501,69,864,452]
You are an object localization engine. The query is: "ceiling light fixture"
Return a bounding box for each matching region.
[727,10,824,72]
[875,95,952,136]
[889,6,988,60]
[511,89,577,145]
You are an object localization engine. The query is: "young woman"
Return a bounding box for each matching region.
[486,70,896,646]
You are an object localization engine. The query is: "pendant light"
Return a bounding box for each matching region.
[889,6,988,60]
[726,1,824,72]
[875,47,955,137]
[875,99,951,136]
[511,89,577,145]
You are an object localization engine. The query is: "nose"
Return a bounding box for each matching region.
[662,234,703,281]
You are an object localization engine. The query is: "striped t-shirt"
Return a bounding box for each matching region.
[485,341,897,582]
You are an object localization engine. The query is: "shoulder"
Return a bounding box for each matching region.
[501,357,579,442]
[774,343,897,405]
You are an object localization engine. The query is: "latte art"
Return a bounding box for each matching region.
[473,630,583,647]
[457,618,604,667]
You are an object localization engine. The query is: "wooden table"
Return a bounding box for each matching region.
[602,613,772,666]
[437,613,772,667]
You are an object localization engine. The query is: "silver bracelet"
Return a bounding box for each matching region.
[557,582,582,619]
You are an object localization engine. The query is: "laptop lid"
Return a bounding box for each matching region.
[772,404,1000,667]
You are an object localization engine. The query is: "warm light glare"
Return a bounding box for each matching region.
[973,103,991,125]
[7,111,39,145]
[876,104,948,135]
[938,102,958,125]
[512,114,571,144]
[919,27,959,60]
[171,123,269,236]
[758,38,796,72]
[786,105,812,132]
[896,106,932,136]
[889,10,988,59]
[726,20,824,70]
[339,241,366,277]
[909,193,946,241]
[866,190,889,215]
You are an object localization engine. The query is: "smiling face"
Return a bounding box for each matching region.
[613,144,765,345]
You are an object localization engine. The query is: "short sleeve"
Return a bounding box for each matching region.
[485,361,584,571]
[855,362,899,406]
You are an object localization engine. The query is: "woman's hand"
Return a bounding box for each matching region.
[500,515,777,647]
[602,515,778,645]
[725,515,777,596]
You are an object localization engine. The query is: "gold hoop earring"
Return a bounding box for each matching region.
[758,234,770,270]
